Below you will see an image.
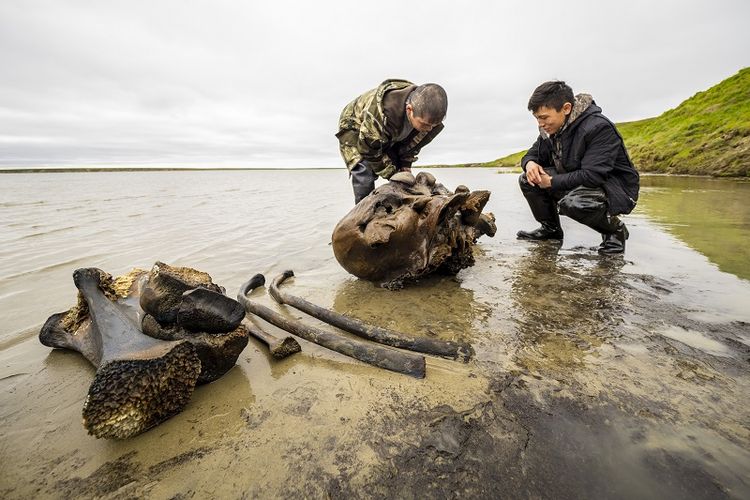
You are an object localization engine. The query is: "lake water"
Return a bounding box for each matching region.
[1,169,748,344]
[1,168,749,498]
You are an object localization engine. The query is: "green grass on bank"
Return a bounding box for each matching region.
[480,67,750,177]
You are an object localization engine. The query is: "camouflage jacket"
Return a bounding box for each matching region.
[336,79,444,180]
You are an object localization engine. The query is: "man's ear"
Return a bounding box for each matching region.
[562,102,573,115]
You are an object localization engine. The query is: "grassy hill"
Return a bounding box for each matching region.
[489,67,750,177]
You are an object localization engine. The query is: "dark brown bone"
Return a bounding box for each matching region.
[237,274,426,378]
[136,263,250,381]
[140,261,224,324]
[331,174,497,287]
[141,314,250,383]
[39,268,201,439]
[269,270,474,361]
[241,319,301,359]
[177,287,245,333]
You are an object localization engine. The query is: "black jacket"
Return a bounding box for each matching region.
[521,104,640,215]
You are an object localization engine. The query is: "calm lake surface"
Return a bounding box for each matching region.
[1,169,748,343]
[1,168,749,498]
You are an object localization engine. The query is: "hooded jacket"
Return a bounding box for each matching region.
[336,79,444,180]
[521,96,640,215]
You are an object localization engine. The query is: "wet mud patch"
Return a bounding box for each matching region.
[360,399,527,499]
[45,447,214,499]
[499,388,735,500]
[328,373,744,499]
[53,451,141,500]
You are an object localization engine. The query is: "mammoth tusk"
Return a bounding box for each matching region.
[269,270,473,362]
[237,274,426,378]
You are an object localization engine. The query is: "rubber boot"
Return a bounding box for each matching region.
[351,162,377,204]
[517,222,564,241]
[598,222,629,255]
[518,173,563,240]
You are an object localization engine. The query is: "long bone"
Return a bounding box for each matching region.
[237,274,426,378]
[269,270,474,361]
[241,318,301,359]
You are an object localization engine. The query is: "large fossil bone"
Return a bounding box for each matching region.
[332,172,497,288]
[137,261,250,383]
[269,270,474,361]
[39,268,201,439]
[140,313,249,384]
[241,319,301,359]
[238,274,426,378]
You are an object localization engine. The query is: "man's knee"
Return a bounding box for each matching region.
[558,187,608,220]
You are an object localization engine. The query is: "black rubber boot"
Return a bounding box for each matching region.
[351,162,377,204]
[518,173,563,241]
[598,222,629,254]
[517,223,564,241]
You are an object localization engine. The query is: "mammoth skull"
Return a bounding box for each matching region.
[332,171,496,288]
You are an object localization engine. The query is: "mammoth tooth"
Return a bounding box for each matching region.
[438,192,470,224]
[390,171,416,185]
[415,171,436,187]
[141,313,250,384]
[140,261,223,324]
[140,266,251,382]
[460,190,491,226]
[177,287,245,333]
[39,268,201,439]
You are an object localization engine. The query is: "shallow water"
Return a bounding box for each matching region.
[1,169,749,498]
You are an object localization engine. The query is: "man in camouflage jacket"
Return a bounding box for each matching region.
[336,79,447,203]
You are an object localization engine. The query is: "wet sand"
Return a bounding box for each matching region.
[1,169,749,498]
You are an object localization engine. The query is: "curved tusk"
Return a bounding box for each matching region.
[269,270,473,361]
[237,275,426,378]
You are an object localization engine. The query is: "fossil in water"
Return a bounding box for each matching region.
[332,171,496,288]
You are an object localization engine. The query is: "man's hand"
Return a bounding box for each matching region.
[525,161,543,186]
[526,161,552,189]
[538,172,552,189]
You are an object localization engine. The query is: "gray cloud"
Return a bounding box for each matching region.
[1,0,748,168]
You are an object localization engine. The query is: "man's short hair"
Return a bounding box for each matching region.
[407,83,447,123]
[527,81,574,112]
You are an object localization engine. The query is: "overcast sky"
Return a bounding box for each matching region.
[1,0,748,169]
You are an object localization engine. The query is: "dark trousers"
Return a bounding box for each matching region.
[351,162,378,204]
[518,173,621,235]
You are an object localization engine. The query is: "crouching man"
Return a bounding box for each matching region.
[517,81,640,254]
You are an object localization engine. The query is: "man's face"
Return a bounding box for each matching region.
[533,102,572,135]
[406,104,441,132]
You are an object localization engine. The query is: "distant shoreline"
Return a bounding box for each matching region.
[0,165,514,174]
[0,167,343,173]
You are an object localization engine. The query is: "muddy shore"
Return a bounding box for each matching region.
[1,170,749,498]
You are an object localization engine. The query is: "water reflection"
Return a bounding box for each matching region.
[331,275,487,345]
[637,176,750,281]
[510,243,627,372]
